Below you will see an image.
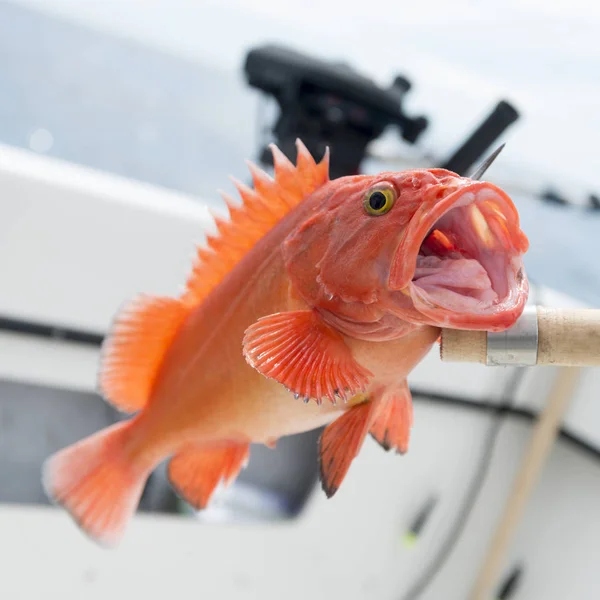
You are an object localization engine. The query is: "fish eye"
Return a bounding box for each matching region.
[363,184,396,216]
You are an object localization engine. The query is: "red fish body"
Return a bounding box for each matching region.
[43,141,529,546]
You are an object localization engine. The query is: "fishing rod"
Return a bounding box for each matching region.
[442,146,600,370]
[244,49,597,600]
[441,309,584,600]
[436,208,593,599]
[423,147,595,600]
[440,305,600,368]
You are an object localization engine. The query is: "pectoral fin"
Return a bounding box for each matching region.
[242,310,372,405]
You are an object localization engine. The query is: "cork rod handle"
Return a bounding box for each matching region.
[440,307,600,367]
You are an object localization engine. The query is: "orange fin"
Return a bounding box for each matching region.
[319,402,375,497]
[167,443,250,510]
[242,310,373,405]
[98,295,189,413]
[370,381,414,454]
[181,140,329,307]
[42,420,150,547]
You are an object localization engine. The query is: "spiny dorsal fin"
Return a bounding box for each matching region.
[181,140,329,306]
[97,141,328,414]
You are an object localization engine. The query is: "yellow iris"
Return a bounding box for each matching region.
[363,185,396,216]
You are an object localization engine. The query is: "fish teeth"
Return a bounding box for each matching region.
[470,204,495,248]
[483,200,507,221]
[488,215,512,249]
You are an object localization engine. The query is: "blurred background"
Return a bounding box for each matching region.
[0,1,599,599]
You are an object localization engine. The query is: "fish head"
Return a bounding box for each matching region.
[284,168,529,335]
[388,168,530,331]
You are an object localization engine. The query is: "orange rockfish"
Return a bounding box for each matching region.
[43,140,529,546]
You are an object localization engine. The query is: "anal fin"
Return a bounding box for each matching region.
[167,442,250,509]
[369,380,413,454]
[319,401,376,498]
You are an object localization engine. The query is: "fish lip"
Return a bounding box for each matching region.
[387,181,529,330]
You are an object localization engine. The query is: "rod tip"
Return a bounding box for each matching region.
[470,143,506,180]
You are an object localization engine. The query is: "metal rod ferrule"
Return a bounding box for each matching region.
[486,305,538,366]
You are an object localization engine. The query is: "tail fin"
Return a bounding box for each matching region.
[42,420,150,547]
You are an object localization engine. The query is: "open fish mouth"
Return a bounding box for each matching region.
[390,182,529,330]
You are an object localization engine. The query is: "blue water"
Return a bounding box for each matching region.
[1,2,598,307]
